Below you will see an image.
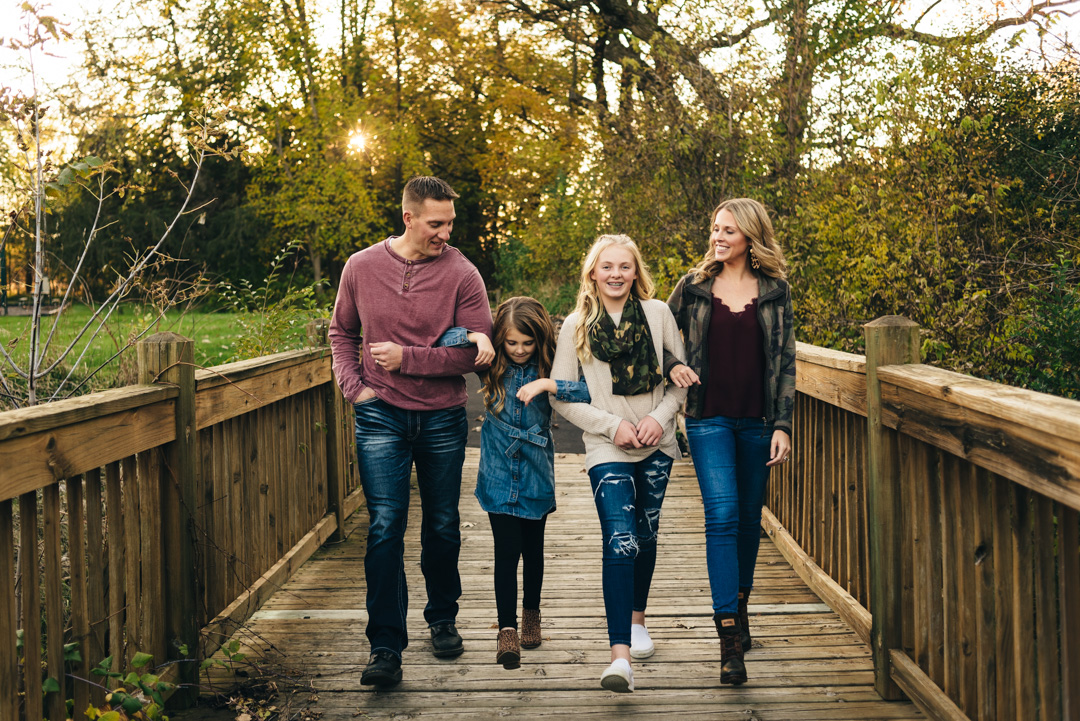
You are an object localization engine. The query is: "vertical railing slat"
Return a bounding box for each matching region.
[926,448,945,686]
[1058,506,1080,721]
[43,483,65,721]
[105,461,125,679]
[84,467,108,708]
[0,500,18,721]
[66,476,91,718]
[991,473,1016,720]
[227,417,242,601]
[899,433,915,657]
[122,454,139,669]
[1033,495,1060,721]
[1012,485,1037,719]
[972,466,997,721]
[20,490,43,721]
[941,453,960,702]
[958,462,977,712]
[909,437,930,672]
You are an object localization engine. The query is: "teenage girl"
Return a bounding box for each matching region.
[548,235,687,693]
[439,297,590,668]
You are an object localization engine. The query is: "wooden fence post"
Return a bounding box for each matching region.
[308,320,346,543]
[138,332,197,706]
[864,315,920,701]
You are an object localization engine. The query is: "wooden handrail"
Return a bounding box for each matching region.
[878,363,1080,511]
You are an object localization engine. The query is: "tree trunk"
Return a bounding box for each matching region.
[773,0,815,199]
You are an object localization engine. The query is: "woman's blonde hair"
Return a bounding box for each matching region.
[690,198,787,283]
[482,297,557,414]
[572,234,655,362]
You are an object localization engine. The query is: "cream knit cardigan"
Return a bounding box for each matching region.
[550,298,688,470]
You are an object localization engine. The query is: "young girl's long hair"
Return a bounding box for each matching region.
[482,297,557,413]
[572,234,655,363]
[690,198,787,283]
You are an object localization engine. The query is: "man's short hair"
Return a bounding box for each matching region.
[402,176,459,214]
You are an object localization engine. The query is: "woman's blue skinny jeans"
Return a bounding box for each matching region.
[685,415,773,614]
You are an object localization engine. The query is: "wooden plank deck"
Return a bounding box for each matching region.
[223,448,923,719]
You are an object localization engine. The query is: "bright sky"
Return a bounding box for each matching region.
[2,0,1077,99]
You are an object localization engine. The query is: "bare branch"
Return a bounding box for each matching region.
[37,138,208,384]
[37,172,109,364]
[876,0,1080,47]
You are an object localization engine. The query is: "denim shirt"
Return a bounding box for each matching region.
[438,328,591,519]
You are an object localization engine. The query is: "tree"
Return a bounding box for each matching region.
[1,6,235,408]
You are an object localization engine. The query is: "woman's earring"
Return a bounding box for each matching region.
[749,247,761,270]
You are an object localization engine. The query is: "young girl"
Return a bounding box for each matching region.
[549,235,687,693]
[439,297,590,669]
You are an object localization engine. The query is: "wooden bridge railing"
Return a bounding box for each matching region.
[765,316,1080,721]
[0,325,359,720]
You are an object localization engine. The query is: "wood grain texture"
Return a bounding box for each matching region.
[83,468,108,708]
[796,356,868,417]
[876,363,1080,443]
[140,333,199,704]
[199,449,921,720]
[878,368,1080,512]
[0,501,18,721]
[0,384,173,442]
[865,316,920,700]
[1058,507,1080,721]
[194,357,330,430]
[889,650,971,721]
[0,400,176,502]
[762,507,872,644]
[66,477,91,718]
[19,490,43,721]
[43,483,65,721]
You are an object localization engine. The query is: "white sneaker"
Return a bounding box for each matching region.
[600,658,634,693]
[630,623,655,659]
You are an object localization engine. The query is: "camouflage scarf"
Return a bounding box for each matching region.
[588,297,663,396]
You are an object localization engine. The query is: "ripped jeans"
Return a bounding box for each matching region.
[587,450,674,647]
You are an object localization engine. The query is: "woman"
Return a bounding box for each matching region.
[550,234,687,693]
[665,198,795,686]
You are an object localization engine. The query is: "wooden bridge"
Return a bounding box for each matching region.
[1,317,1077,720]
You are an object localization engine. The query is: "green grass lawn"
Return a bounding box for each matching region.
[0,303,252,404]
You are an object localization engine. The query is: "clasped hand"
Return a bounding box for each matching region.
[369,341,403,372]
[614,417,663,449]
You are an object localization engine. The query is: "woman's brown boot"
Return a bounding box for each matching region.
[521,608,542,649]
[738,587,752,652]
[496,628,521,669]
[714,612,747,685]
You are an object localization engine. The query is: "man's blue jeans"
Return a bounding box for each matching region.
[587,450,673,647]
[354,397,468,657]
[685,415,773,614]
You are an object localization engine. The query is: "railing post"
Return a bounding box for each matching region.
[138,332,197,706]
[864,315,920,701]
[308,319,346,543]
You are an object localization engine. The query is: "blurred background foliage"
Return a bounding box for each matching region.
[2,0,1078,397]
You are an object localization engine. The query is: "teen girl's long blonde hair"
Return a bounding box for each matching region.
[690,198,788,283]
[482,297,557,414]
[572,234,655,363]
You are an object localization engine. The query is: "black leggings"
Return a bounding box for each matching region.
[488,512,548,629]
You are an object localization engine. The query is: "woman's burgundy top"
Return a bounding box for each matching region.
[702,296,766,419]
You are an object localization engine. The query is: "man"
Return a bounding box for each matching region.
[329,176,493,686]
